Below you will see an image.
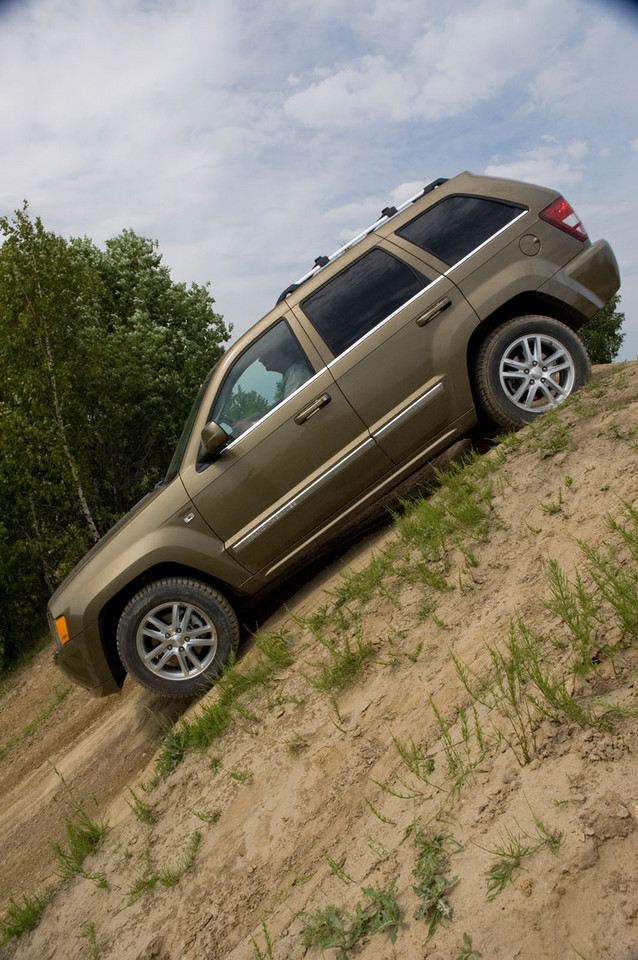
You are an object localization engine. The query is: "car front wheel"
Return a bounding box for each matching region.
[116,577,239,697]
[474,315,591,431]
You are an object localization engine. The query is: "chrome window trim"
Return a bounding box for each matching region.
[220,368,326,452]
[325,275,446,370]
[312,207,528,367]
[231,437,376,551]
[443,209,528,276]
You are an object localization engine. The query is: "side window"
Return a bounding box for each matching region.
[301,249,428,356]
[396,195,526,266]
[212,320,314,440]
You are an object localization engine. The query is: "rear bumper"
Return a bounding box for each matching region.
[539,239,621,322]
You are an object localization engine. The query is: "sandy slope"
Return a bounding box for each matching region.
[2,363,638,960]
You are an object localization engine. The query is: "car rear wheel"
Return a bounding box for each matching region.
[117,577,239,697]
[474,315,590,431]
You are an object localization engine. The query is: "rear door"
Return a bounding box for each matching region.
[293,244,478,466]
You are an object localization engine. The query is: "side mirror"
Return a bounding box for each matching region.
[200,421,230,460]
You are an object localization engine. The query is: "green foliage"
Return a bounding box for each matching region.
[51,767,109,881]
[302,878,400,959]
[0,890,56,946]
[454,619,598,766]
[579,294,625,364]
[80,922,100,959]
[527,409,574,459]
[127,787,156,826]
[153,631,294,778]
[457,932,483,959]
[545,559,601,672]
[484,814,563,900]
[128,831,202,904]
[396,455,497,562]
[331,551,397,608]
[0,205,231,670]
[410,831,458,941]
[223,385,270,423]
[251,921,275,960]
[306,627,374,691]
[579,538,638,641]
[53,795,109,881]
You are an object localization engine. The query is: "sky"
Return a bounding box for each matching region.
[1,0,637,357]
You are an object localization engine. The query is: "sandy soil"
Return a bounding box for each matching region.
[1,362,638,960]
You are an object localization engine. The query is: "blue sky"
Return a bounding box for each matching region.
[1,0,637,356]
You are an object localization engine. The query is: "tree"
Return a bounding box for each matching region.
[579,294,625,364]
[0,206,231,668]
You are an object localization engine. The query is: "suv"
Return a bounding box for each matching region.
[48,172,620,697]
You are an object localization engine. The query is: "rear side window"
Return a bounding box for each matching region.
[302,248,428,356]
[396,195,526,266]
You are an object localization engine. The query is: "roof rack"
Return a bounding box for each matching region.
[276,178,448,305]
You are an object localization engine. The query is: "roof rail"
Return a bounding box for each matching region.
[276,177,448,305]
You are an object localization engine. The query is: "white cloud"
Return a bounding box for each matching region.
[484,140,588,187]
[0,0,636,358]
[284,0,580,127]
[391,181,429,204]
[285,55,418,127]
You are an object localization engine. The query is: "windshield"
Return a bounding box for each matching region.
[164,369,214,483]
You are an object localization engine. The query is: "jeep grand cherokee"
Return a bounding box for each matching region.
[48,172,620,696]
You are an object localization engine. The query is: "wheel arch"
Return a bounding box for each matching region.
[97,562,243,686]
[466,291,589,414]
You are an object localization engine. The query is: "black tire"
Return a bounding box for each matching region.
[116,577,239,697]
[474,315,591,431]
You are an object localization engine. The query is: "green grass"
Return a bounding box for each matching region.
[391,732,435,783]
[251,921,275,960]
[453,617,603,766]
[128,831,202,904]
[545,559,601,671]
[410,830,458,941]
[483,813,563,900]
[527,408,574,459]
[331,550,398,608]
[0,682,72,762]
[456,932,483,959]
[302,878,400,959]
[52,774,109,881]
[127,787,156,825]
[80,922,100,959]
[306,627,374,691]
[396,455,497,563]
[153,630,294,780]
[323,851,354,884]
[0,889,56,946]
[432,702,491,797]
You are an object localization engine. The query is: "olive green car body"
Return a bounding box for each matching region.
[48,171,620,696]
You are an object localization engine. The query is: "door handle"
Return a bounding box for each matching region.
[415,296,452,327]
[294,393,331,425]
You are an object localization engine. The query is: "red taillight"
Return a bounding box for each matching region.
[539,197,588,241]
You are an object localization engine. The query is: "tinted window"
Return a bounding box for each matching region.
[302,249,427,356]
[396,195,526,266]
[211,320,314,440]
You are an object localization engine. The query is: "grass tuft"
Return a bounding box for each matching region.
[0,890,56,946]
[302,878,400,959]
[52,771,109,881]
[410,830,458,941]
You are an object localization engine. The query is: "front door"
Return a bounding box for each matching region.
[180,317,392,574]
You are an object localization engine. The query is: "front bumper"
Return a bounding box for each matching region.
[51,615,123,697]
